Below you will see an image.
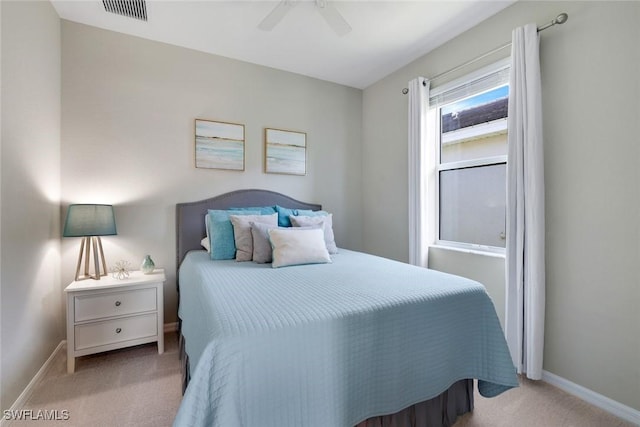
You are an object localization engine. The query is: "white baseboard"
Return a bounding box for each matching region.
[1,340,66,427]
[4,324,179,426]
[542,370,640,426]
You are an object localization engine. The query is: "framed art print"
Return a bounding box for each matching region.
[195,119,245,171]
[264,128,306,175]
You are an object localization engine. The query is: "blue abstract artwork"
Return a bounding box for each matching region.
[196,119,245,171]
[265,128,306,175]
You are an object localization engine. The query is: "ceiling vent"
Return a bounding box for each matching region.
[103,0,147,21]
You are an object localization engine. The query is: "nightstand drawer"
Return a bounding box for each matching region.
[74,313,157,350]
[74,287,157,322]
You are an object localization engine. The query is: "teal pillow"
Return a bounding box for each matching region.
[230,206,277,215]
[208,209,260,260]
[297,209,328,217]
[275,205,298,227]
[275,206,327,227]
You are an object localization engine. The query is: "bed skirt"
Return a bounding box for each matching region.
[178,334,473,427]
[355,379,473,427]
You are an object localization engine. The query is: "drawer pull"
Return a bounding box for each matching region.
[115,328,122,334]
[115,301,122,307]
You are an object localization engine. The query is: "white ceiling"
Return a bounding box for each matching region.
[51,0,515,89]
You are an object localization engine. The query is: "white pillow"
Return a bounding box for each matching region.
[268,228,332,268]
[290,213,338,254]
[230,213,278,261]
[200,237,211,253]
[204,214,210,247]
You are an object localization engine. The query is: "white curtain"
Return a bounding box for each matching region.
[505,23,546,380]
[408,77,430,267]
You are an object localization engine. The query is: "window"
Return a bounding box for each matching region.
[428,60,509,253]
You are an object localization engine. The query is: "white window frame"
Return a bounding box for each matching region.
[426,58,510,255]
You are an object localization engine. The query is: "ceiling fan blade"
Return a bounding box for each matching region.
[315,1,351,36]
[258,0,296,31]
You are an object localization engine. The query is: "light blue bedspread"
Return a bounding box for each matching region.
[174,250,517,427]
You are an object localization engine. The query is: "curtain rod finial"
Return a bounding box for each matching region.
[402,88,409,95]
[555,13,568,25]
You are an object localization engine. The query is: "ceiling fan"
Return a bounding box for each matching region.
[258,0,352,36]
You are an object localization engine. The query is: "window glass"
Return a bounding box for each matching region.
[439,163,506,248]
[435,83,508,251]
[440,85,508,164]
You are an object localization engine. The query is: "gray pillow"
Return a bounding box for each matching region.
[230,213,278,261]
[249,221,281,263]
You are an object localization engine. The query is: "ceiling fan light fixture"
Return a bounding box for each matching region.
[316,1,351,36]
[258,0,351,36]
[258,0,297,31]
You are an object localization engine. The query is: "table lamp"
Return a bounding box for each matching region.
[63,204,117,281]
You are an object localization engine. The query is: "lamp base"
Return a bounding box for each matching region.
[74,236,108,281]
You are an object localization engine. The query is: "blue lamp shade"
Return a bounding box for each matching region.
[63,204,117,237]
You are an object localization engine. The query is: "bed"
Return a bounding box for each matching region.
[173,189,518,427]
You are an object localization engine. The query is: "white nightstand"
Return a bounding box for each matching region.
[64,269,165,373]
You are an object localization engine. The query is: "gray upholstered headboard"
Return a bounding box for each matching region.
[175,189,321,276]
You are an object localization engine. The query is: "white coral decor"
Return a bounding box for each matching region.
[110,260,132,280]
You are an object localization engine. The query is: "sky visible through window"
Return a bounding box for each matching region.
[442,85,509,115]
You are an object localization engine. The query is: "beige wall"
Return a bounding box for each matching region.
[0,0,62,410]
[362,1,639,411]
[61,21,363,325]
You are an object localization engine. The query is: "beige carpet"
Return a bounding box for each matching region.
[8,332,634,426]
[453,378,634,427]
[8,332,182,427]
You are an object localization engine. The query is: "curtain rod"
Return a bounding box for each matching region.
[401,12,568,95]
